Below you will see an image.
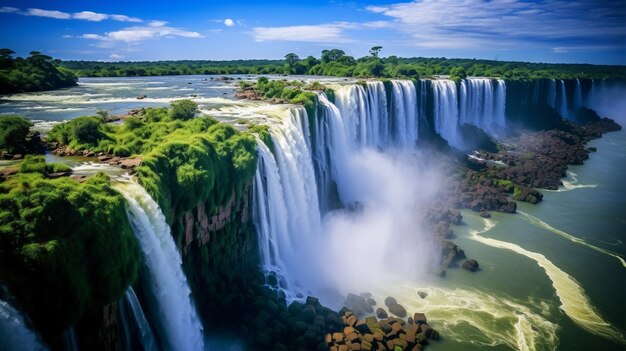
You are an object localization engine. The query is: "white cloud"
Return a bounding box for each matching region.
[73,11,108,22]
[82,34,106,40]
[8,7,143,22]
[253,24,352,43]
[110,14,142,23]
[224,18,234,27]
[81,23,203,44]
[366,0,626,51]
[25,8,71,19]
[0,6,18,13]
[62,34,73,38]
[109,53,124,60]
[552,47,569,53]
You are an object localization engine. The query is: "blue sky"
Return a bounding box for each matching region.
[0,0,624,64]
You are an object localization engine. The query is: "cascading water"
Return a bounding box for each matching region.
[251,78,626,350]
[548,79,557,108]
[114,180,204,351]
[432,79,462,149]
[0,299,47,351]
[118,287,158,351]
[459,78,506,135]
[253,108,323,299]
[389,80,419,147]
[558,79,569,118]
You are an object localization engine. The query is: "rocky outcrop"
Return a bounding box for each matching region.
[326,309,439,351]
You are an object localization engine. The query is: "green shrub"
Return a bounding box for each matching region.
[169,99,198,121]
[0,169,140,339]
[0,115,32,153]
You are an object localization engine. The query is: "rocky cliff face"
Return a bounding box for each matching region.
[173,180,260,328]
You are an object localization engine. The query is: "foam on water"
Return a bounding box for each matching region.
[517,211,626,269]
[543,171,598,192]
[383,285,558,351]
[469,216,625,344]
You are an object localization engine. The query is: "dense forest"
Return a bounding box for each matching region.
[63,48,626,80]
[0,49,77,95]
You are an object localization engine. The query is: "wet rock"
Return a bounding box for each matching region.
[383,296,397,308]
[344,293,373,316]
[375,307,388,319]
[417,291,428,299]
[388,304,407,318]
[462,259,479,272]
[479,211,491,218]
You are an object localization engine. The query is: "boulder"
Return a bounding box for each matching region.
[344,293,373,316]
[388,304,407,318]
[375,308,388,319]
[383,296,397,308]
[462,259,479,272]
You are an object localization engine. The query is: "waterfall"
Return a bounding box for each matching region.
[366,81,389,148]
[432,79,462,149]
[253,81,450,300]
[548,79,557,108]
[390,80,419,147]
[114,181,204,351]
[253,108,322,298]
[459,78,506,135]
[574,79,583,111]
[118,287,158,351]
[0,299,47,351]
[558,80,568,118]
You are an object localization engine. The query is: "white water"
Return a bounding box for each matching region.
[468,217,624,344]
[385,285,558,351]
[432,79,462,149]
[114,181,204,351]
[459,78,506,136]
[119,287,158,351]
[0,300,48,351]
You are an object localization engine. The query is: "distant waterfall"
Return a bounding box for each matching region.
[115,181,204,351]
[459,78,506,135]
[118,287,158,351]
[0,299,47,351]
[558,80,569,118]
[432,79,461,149]
[548,79,557,108]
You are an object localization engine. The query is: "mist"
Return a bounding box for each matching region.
[590,82,626,126]
[318,149,443,296]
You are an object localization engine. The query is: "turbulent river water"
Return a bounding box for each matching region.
[1,75,625,351]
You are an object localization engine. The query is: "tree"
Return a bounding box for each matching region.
[321,49,346,63]
[0,116,32,153]
[284,53,299,66]
[0,48,15,69]
[169,99,198,121]
[449,66,468,81]
[369,46,383,58]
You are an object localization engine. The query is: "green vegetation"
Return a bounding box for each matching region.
[0,49,77,94]
[0,115,33,153]
[169,99,199,120]
[61,48,626,80]
[245,77,319,116]
[46,100,258,221]
[0,156,140,338]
